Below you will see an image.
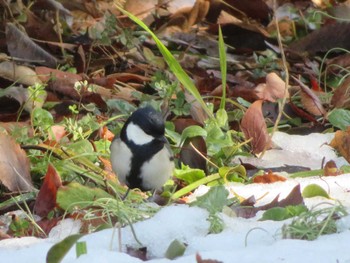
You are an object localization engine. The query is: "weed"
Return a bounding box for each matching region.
[282,202,347,240]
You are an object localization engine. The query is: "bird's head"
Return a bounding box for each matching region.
[122,106,165,145]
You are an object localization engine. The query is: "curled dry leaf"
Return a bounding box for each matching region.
[255,72,289,102]
[0,134,34,192]
[293,76,326,116]
[241,100,272,154]
[329,128,350,163]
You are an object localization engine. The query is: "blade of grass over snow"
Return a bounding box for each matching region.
[116,5,214,119]
[218,26,227,110]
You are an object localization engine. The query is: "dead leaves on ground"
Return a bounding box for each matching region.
[241,100,272,154]
[0,134,33,192]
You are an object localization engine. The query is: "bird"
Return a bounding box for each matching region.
[110,106,175,192]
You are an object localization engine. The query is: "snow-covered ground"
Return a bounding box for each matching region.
[1,132,350,263]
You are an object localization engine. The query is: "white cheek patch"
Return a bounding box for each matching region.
[110,138,132,185]
[126,122,154,145]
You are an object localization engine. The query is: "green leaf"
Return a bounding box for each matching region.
[68,139,95,162]
[302,184,330,199]
[46,234,83,263]
[173,165,206,184]
[165,239,186,259]
[32,108,53,129]
[218,165,247,183]
[180,125,207,146]
[190,185,229,214]
[216,108,228,128]
[76,241,87,258]
[328,109,350,130]
[57,182,113,212]
[261,207,290,221]
[260,205,308,221]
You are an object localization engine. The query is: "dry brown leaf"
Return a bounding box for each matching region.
[293,76,326,116]
[124,0,158,21]
[165,0,209,32]
[255,72,289,102]
[288,23,350,57]
[329,129,350,163]
[331,76,350,109]
[0,61,42,86]
[0,134,34,192]
[196,253,223,263]
[241,100,272,154]
[323,160,342,176]
[6,23,58,68]
[253,171,287,183]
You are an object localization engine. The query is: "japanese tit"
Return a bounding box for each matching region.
[110,106,174,192]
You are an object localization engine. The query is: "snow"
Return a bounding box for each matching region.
[1,132,350,263]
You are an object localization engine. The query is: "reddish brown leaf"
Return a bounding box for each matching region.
[0,134,33,192]
[288,23,350,57]
[331,76,350,109]
[196,253,223,263]
[293,76,326,116]
[241,100,272,154]
[33,164,62,217]
[323,160,342,177]
[232,184,303,219]
[126,246,147,261]
[329,129,350,163]
[253,171,287,184]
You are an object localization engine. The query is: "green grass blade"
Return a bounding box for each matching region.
[218,26,227,110]
[116,6,214,119]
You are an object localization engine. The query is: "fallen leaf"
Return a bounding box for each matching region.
[126,246,147,261]
[241,100,272,154]
[323,160,342,176]
[33,164,62,217]
[196,253,223,263]
[6,23,57,68]
[329,129,350,163]
[255,72,289,102]
[232,184,303,219]
[331,76,350,109]
[293,76,326,116]
[174,118,207,173]
[302,184,330,199]
[0,134,34,192]
[288,22,350,57]
[253,171,287,183]
[0,61,42,86]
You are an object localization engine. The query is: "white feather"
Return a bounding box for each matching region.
[140,146,175,190]
[110,138,132,185]
[126,122,154,145]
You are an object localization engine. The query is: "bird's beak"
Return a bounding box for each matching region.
[157,136,168,143]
